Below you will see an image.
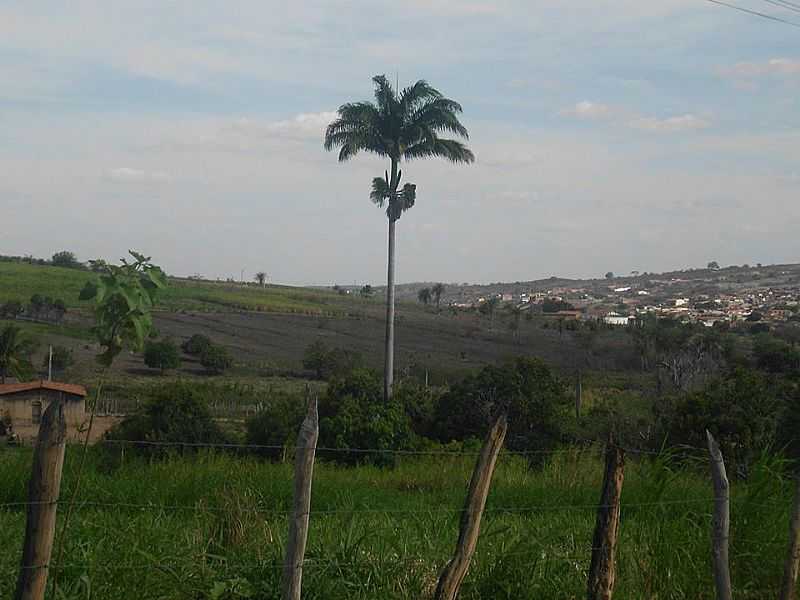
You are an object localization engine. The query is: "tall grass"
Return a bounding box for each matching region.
[0,447,793,599]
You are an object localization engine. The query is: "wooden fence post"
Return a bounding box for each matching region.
[14,400,66,600]
[435,413,508,600]
[587,441,625,600]
[779,475,800,600]
[706,430,732,600]
[282,395,318,600]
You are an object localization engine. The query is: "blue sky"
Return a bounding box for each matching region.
[0,1,798,285]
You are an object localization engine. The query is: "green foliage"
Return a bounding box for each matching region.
[104,381,230,452]
[143,339,181,373]
[44,345,74,374]
[244,392,306,460]
[434,357,569,454]
[655,368,784,467]
[0,324,36,383]
[417,287,432,305]
[541,298,575,313]
[302,340,362,380]
[752,333,800,374]
[0,300,23,319]
[51,250,82,269]
[319,368,415,465]
[200,344,233,375]
[79,251,167,366]
[182,334,213,356]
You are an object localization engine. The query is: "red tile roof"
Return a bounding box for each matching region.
[0,381,87,397]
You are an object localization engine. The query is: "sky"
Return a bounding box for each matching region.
[1,1,798,286]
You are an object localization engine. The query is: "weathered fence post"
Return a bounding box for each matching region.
[706,430,732,600]
[587,440,625,600]
[435,413,508,600]
[282,395,318,600]
[779,474,800,600]
[14,400,66,600]
[575,369,583,420]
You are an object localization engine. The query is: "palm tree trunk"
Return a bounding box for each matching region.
[384,217,396,401]
[383,158,399,401]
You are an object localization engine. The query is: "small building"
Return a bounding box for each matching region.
[0,381,87,442]
[603,312,631,326]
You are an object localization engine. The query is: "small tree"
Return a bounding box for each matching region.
[51,250,81,269]
[200,344,233,375]
[182,334,212,356]
[303,340,329,379]
[417,287,432,305]
[707,261,720,270]
[360,284,374,298]
[432,283,445,311]
[254,272,267,287]
[480,296,501,328]
[144,339,181,374]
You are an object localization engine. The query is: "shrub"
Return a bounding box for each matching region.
[654,368,783,469]
[104,382,230,454]
[182,334,213,356]
[433,357,569,454]
[201,344,233,375]
[318,368,415,465]
[143,339,181,373]
[302,340,362,380]
[245,392,307,460]
[752,334,800,374]
[51,250,82,269]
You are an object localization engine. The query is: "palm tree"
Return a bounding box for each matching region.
[418,287,432,305]
[324,75,474,400]
[0,324,35,383]
[254,272,267,287]
[431,283,445,311]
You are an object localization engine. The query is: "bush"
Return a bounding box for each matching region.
[201,344,233,375]
[51,250,82,269]
[318,368,416,465]
[433,357,569,454]
[104,382,230,454]
[655,368,783,469]
[302,340,362,379]
[752,334,800,374]
[182,334,213,356]
[245,392,307,460]
[143,339,181,373]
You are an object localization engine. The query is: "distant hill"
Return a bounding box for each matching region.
[387,263,800,303]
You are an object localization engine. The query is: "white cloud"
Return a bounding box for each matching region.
[107,167,171,183]
[559,101,613,120]
[628,114,710,133]
[722,58,800,78]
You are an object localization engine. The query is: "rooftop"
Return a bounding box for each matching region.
[0,380,87,397]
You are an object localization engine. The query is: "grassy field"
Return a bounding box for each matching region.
[0,261,367,315]
[0,447,793,599]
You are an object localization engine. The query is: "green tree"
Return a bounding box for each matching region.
[480,296,501,328]
[143,339,181,374]
[431,282,445,311]
[0,324,36,383]
[360,284,374,297]
[254,271,267,287]
[200,344,233,375]
[51,250,81,269]
[182,334,213,356]
[707,261,720,270]
[324,75,474,400]
[417,287,432,305]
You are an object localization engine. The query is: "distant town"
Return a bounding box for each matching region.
[391,262,800,328]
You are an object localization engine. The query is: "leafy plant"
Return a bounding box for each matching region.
[0,324,37,383]
[182,334,213,356]
[143,339,181,374]
[200,344,233,375]
[79,251,167,366]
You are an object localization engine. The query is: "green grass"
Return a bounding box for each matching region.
[0,448,793,599]
[0,261,374,316]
